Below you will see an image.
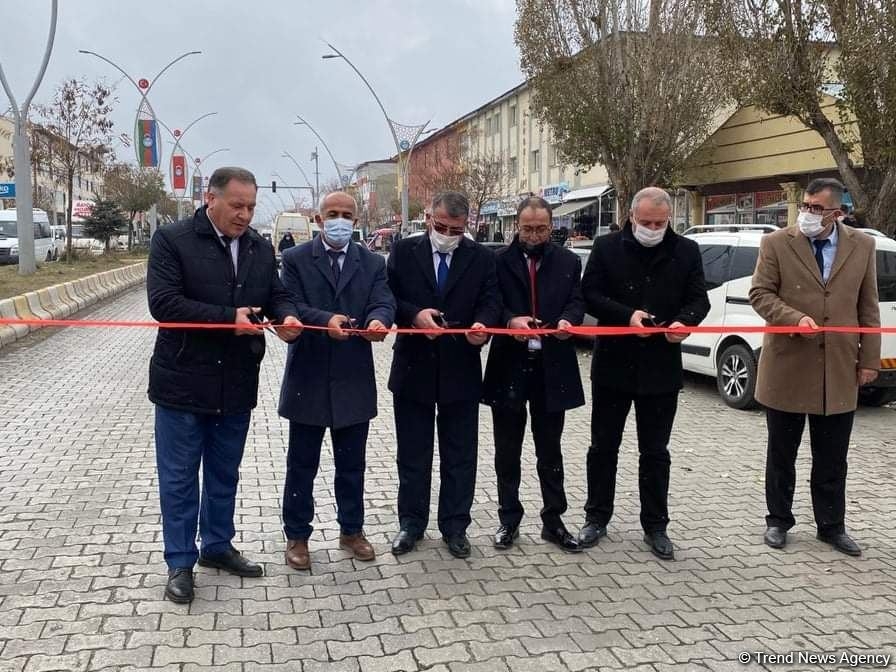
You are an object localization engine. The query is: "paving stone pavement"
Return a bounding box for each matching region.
[1,286,895,672]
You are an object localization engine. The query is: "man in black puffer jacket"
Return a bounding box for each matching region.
[147,167,306,604]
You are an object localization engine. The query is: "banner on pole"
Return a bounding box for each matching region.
[192,174,203,203]
[171,154,187,194]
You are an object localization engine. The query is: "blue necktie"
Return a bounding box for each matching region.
[328,250,343,283]
[436,252,449,293]
[813,239,829,280]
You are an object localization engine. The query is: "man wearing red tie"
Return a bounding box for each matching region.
[482,196,586,552]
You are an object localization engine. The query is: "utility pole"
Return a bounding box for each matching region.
[311,148,320,209]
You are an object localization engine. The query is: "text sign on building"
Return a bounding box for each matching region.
[0,183,15,198]
[540,182,569,204]
[71,199,95,221]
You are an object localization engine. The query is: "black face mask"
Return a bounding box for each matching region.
[519,238,546,258]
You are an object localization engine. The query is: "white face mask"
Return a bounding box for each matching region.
[632,222,667,247]
[430,228,461,254]
[797,211,825,237]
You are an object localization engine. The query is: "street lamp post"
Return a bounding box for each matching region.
[0,0,58,275]
[281,150,317,205]
[322,41,430,231]
[193,147,229,207]
[79,48,201,236]
[294,115,348,189]
[156,112,217,219]
[311,149,320,206]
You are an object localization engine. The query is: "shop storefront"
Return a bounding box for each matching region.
[704,190,788,228]
[552,185,616,239]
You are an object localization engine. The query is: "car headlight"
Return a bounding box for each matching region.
[10,246,17,255]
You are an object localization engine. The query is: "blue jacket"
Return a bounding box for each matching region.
[278,236,396,428]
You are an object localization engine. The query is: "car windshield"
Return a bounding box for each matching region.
[0,221,18,238]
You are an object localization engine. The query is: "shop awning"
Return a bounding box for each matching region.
[552,198,597,218]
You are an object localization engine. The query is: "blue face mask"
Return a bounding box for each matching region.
[323,217,354,248]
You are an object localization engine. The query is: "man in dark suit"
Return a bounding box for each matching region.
[387,191,502,558]
[147,167,304,604]
[579,187,709,560]
[278,191,396,570]
[482,196,585,553]
[751,178,880,556]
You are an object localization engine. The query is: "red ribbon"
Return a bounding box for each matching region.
[1,317,894,336]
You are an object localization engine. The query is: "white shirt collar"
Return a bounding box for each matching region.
[321,236,349,253]
[812,222,839,246]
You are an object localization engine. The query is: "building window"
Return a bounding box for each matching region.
[509,156,518,178]
[493,112,501,135]
[549,145,559,167]
[509,105,517,127]
[530,149,540,173]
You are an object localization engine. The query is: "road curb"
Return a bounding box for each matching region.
[0,261,147,350]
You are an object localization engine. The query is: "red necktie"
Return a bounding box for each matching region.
[529,256,538,317]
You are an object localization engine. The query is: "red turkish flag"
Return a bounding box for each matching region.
[171,154,187,191]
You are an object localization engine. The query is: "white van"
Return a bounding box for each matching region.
[682,225,896,408]
[0,208,56,264]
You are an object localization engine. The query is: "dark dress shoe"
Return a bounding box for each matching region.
[764,526,787,549]
[391,529,422,556]
[644,530,674,560]
[493,525,519,550]
[198,546,263,577]
[541,526,583,553]
[444,535,471,559]
[165,568,194,604]
[817,532,862,556]
[578,522,607,548]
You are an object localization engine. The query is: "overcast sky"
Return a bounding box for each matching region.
[3,0,522,216]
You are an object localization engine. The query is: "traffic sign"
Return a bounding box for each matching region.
[0,183,15,198]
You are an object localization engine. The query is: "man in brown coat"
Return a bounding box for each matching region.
[750,177,880,556]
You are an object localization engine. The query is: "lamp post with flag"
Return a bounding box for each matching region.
[78,48,201,236]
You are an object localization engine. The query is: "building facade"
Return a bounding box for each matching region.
[0,115,105,226]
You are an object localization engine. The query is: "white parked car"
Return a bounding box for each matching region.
[0,208,56,263]
[681,226,896,409]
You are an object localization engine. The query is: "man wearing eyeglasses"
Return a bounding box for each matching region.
[482,196,585,553]
[751,177,880,557]
[387,191,501,559]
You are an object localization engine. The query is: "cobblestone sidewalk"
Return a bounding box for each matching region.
[1,287,895,671]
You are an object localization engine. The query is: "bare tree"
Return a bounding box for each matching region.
[463,153,507,227]
[515,0,729,222]
[102,163,165,249]
[36,78,115,257]
[707,0,896,234]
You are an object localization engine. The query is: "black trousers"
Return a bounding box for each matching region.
[585,387,678,533]
[765,408,854,535]
[394,395,479,538]
[492,355,568,530]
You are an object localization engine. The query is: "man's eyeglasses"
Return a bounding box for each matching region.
[519,225,550,235]
[799,203,838,215]
[432,220,466,237]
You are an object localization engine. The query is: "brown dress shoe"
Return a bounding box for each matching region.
[285,539,310,570]
[339,532,376,561]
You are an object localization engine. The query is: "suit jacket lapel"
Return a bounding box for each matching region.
[234,234,254,286]
[443,240,475,297]
[335,242,360,296]
[828,223,857,285]
[312,236,337,291]
[787,228,824,286]
[507,241,531,296]
[413,235,438,292]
